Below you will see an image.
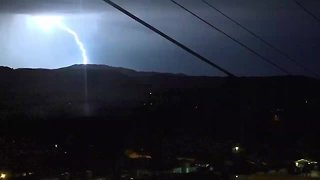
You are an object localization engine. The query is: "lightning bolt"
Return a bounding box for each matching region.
[29,15,89,65]
[58,24,89,65]
[29,15,90,115]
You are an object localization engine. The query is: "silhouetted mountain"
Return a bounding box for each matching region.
[1,64,320,174]
[0,66,12,70]
[60,64,183,77]
[0,65,320,154]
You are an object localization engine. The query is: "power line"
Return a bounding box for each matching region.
[101,0,236,77]
[294,0,320,24]
[202,0,320,78]
[171,0,291,75]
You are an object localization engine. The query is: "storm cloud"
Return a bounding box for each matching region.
[0,0,319,77]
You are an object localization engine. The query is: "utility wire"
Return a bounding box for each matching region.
[294,0,320,24]
[202,0,319,78]
[101,0,236,77]
[171,0,291,75]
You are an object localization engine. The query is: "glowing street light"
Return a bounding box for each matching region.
[0,173,6,179]
[232,146,241,154]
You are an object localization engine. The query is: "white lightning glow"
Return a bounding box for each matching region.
[31,16,62,32]
[29,15,89,65]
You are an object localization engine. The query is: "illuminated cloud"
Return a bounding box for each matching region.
[28,15,89,64]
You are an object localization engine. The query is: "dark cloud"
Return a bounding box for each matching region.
[0,0,108,14]
[0,0,319,77]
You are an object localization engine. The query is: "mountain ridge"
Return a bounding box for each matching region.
[1,64,317,80]
[0,64,320,151]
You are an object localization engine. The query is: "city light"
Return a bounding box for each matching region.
[295,159,318,168]
[232,146,241,154]
[0,173,6,179]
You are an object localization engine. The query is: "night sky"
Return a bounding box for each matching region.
[0,0,319,77]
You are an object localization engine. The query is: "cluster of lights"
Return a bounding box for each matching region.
[0,172,35,179]
[60,172,70,176]
[295,159,318,168]
[195,163,210,168]
[53,144,68,155]
[22,172,33,177]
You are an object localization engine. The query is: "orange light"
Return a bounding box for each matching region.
[0,173,6,179]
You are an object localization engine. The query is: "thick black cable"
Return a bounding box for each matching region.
[171,0,291,75]
[101,0,236,77]
[202,0,320,77]
[294,0,320,24]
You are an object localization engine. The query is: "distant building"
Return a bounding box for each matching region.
[172,156,211,174]
[120,149,153,179]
